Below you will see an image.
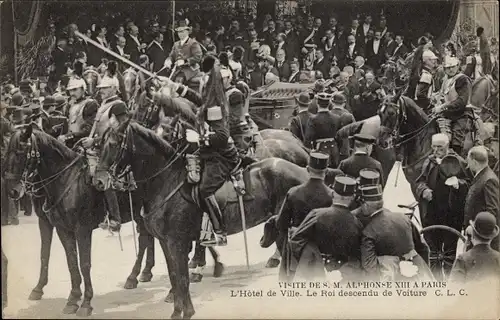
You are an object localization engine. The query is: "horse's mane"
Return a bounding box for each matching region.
[129,122,178,159]
[400,95,429,127]
[10,127,77,162]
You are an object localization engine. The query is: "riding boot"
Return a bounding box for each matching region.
[101,189,121,232]
[200,195,227,247]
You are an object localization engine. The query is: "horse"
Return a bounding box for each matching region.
[82,68,101,99]
[2,126,156,316]
[123,68,144,110]
[377,92,496,200]
[97,119,318,318]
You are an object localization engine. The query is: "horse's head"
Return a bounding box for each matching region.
[3,125,36,199]
[83,69,100,96]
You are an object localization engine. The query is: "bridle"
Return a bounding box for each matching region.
[106,122,191,184]
[4,132,84,211]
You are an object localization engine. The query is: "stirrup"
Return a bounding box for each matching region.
[200,232,227,247]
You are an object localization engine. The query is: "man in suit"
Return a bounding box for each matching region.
[322,28,338,63]
[464,146,499,250]
[391,35,408,60]
[272,33,287,58]
[262,20,278,47]
[338,133,385,187]
[275,49,291,82]
[366,30,386,71]
[287,60,301,83]
[357,71,381,120]
[283,20,299,61]
[343,35,364,68]
[477,27,492,75]
[356,15,372,45]
[289,176,363,281]
[109,25,125,49]
[51,38,70,84]
[289,92,312,143]
[147,32,166,75]
[112,36,130,72]
[313,49,330,79]
[125,25,145,64]
[276,152,334,281]
[450,212,500,283]
[384,32,397,61]
[415,133,470,278]
[163,21,203,76]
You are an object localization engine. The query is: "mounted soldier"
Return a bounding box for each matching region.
[163,20,203,92]
[58,77,99,149]
[414,50,438,113]
[80,75,124,231]
[41,95,68,138]
[432,55,481,157]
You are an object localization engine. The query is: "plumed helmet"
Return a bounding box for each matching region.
[66,77,87,91]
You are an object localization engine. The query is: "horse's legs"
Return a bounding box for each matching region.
[162,237,194,319]
[208,247,224,278]
[160,239,176,304]
[28,215,54,300]
[123,232,147,289]
[139,233,155,282]
[188,241,206,268]
[75,228,94,317]
[55,228,82,314]
[266,247,281,268]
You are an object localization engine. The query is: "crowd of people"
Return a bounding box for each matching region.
[1,8,500,309]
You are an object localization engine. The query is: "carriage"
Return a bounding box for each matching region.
[249,81,315,130]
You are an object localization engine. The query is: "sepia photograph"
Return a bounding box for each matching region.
[0,0,499,318]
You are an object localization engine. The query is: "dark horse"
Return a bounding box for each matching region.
[97,119,315,318]
[2,126,155,316]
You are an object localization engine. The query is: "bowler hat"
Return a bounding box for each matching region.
[359,169,380,186]
[42,96,58,109]
[331,92,346,104]
[295,92,311,107]
[333,176,357,196]
[353,133,376,144]
[470,212,499,240]
[359,184,383,201]
[108,101,129,118]
[308,152,329,170]
[11,92,25,106]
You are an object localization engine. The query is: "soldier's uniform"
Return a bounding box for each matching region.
[288,92,312,143]
[436,56,479,156]
[415,66,435,113]
[276,152,334,281]
[359,185,433,281]
[339,134,385,187]
[289,176,363,281]
[224,78,252,154]
[304,93,341,168]
[61,78,99,148]
[329,93,355,162]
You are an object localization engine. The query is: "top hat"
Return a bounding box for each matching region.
[108,101,129,118]
[470,211,499,240]
[295,92,311,107]
[308,152,329,170]
[331,92,347,104]
[333,176,357,196]
[175,20,191,32]
[359,184,383,201]
[359,169,380,187]
[353,133,376,144]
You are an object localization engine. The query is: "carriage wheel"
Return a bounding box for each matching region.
[420,225,466,280]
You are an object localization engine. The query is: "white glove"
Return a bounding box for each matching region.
[175,59,186,67]
[163,59,172,69]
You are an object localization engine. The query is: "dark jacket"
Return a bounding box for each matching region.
[415,152,469,228]
[147,41,166,74]
[365,39,386,70]
[275,61,291,82]
[464,166,499,249]
[449,243,500,283]
[288,110,311,143]
[313,57,330,79]
[330,108,355,157]
[276,179,334,232]
[361,209,430,277]
[290,203,363,263]
[304,110,340,148]
[339,152,385,187]
[125,34,143,64]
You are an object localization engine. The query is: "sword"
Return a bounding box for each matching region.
[74,31,173,87]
